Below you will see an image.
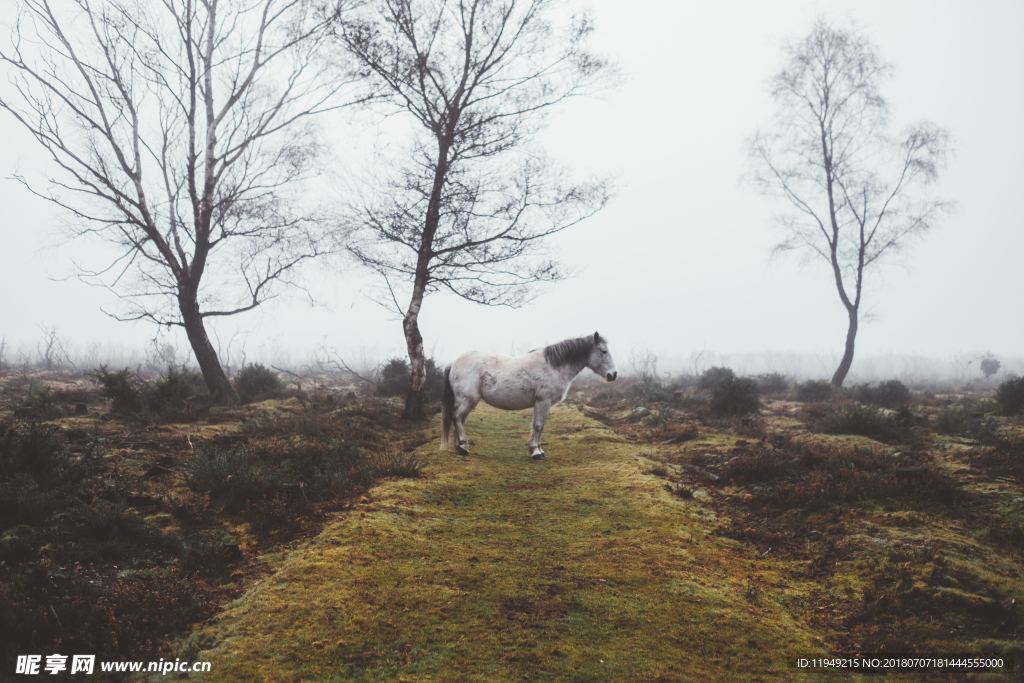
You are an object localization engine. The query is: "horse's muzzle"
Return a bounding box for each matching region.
[606,371,618,381]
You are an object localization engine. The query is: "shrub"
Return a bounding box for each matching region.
[94,366,143,414]
[181,531,242,573]
[698,366,735,390]
[0,421,68,485]
[378,358,409,397]
[424,358,445,400]
[300,440,373,495]
[185,446,281,511]
[710,376,760,416]
[12,383,63,420]
[971,435,1024,481]
[146,365,205,417]
[816,403,907,442]
[755,373,790,395]
[0,567,202,665]
[625,378,674,404]
[62,499,173,562]
[368,451,424,478]
[714,437,962,509]
[853,379,911,408]
[241,412,346,440]
[995,376,1024,414]
[0,473,55,529]
[663,421,699,443]
[0,422,85,545]
[935,406,999,442]
[185,439,412,513]
[235,363,283,402]
[94,365,205,420]
[642,404,674,431]
[378,357,445,400]
[795,379,833,402]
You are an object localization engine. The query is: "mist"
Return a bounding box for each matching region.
[1,0,1021,380]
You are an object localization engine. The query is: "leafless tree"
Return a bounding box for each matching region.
[334,0,610,418]
[749,20,951,386]
[36,325,74,370]
[0,0,360,402]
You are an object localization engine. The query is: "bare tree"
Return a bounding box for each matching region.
[334,0,610,418]
[0,0,359,402]
[36,325,74,370]
[749,20,951,386]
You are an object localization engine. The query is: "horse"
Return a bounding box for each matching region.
[441,332,618,459]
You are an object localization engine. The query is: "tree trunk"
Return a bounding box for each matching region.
[400,133,452,420]
[831,307,859,387]
[179,293,238,404]
[402,290,427,420]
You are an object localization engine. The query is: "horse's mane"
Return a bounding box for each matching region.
[543,335,594,369]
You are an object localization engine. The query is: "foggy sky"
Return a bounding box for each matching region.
[1,0,1021,375]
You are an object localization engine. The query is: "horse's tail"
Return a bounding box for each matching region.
[441,365,455,450]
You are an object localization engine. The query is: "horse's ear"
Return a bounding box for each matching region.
[594,331,601,343]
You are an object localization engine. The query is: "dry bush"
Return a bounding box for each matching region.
[186,440,370,512]
[707,436,963,511]
[709,376,760,416]
[94,365,206,420]
[935,405,999,441]
[368,450,424,478]
[756,372,791,395]
[0,566,206,664]
[996,375,1024,414]
[377,357,446,400]
[970,436,1024,482]
[698,366,736,390]
[794,379,834,402]
[852,379,912,408]
[625,377,675,404]
[12,382,93,419]
[234,363,284,403]
[814,403,911,443]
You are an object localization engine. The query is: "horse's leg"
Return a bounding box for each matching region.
[528,400,551,460]
[454,396,477,455]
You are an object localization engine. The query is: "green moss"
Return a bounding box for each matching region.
[190,406,827,680]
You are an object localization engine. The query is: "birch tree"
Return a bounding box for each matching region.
[749,20,951,386]
[0,0,359,402]
[335,0,609,418]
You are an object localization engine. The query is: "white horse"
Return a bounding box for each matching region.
[441,332,618,459]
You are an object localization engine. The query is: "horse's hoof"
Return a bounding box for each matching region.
[531,451,546,460]
[456,444,469,456]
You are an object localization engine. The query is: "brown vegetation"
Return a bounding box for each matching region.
[572,369,1024,660]
[0,368,425,666]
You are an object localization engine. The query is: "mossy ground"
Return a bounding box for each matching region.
[189,406,834,681]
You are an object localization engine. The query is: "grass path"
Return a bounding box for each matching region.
[190,406,828,680]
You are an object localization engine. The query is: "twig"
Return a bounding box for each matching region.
[49,605,63,630]
[271,364,304,391]
[319,351,378,388]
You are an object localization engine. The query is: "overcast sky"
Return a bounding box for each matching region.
[1,0,1021,375]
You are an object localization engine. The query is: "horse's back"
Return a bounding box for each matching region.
[449,350,550,410]
[451,350,539,376]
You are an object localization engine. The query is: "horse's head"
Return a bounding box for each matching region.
[588,332,618,381]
